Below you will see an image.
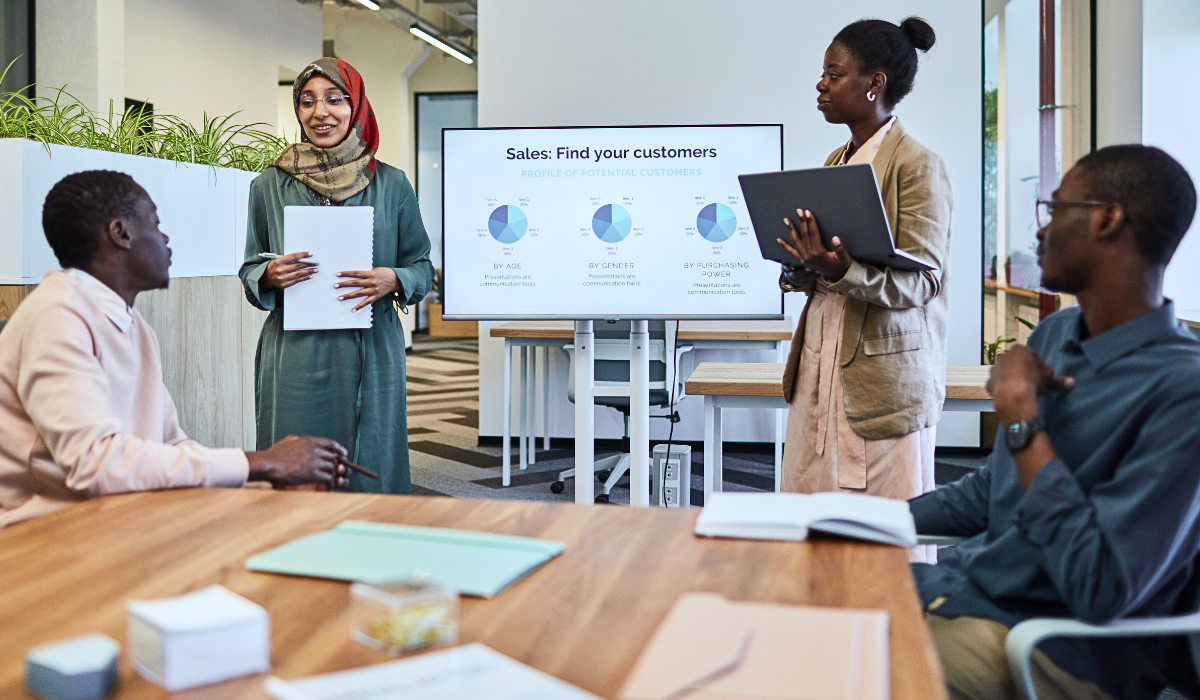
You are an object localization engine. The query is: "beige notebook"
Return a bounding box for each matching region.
[619,593,888,700]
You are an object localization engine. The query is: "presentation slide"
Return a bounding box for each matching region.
[441,125,784,319]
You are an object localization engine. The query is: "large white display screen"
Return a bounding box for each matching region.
[441,125,784,319]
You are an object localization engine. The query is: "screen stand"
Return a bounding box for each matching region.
[629,320,651,507]
[573,321,594,504]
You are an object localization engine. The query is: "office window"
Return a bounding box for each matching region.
[983,0,1084,350]
[0,0,33,97]
[415,92,478,272]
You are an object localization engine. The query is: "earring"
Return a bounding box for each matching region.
[867,92,876,102]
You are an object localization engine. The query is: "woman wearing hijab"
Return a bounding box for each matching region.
[239,58,433,494]
[775,18,951,562]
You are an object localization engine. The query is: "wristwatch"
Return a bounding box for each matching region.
[1005,416,1045,452]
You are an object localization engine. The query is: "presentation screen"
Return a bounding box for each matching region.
[441,125,784,320]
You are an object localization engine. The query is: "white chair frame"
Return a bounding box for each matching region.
[915,535,1200,700]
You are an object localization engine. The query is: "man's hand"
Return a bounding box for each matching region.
[776,209,853,282]
[261,252,317,291]
[246,435,350,490]
[335,267,400,312]
[987,345,1075,425]
[987,345,1075,491]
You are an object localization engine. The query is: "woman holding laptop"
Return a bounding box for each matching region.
[776,17,951,561]
[238,58,433,495]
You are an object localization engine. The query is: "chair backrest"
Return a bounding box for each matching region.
[562,322,692,405]
[1186,570,1200,683]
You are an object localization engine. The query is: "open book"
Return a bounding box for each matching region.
[695,492,917,547]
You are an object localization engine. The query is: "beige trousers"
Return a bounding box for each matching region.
[926,605,1116,700]
[782,288,938,562]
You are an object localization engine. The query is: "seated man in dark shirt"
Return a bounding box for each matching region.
[911,144,1200,700]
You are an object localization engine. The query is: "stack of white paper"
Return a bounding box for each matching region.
[265,643,599,700]
[127,585,270,691]
[695,492,917,547]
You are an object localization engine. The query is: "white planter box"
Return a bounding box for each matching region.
[0,138,258,284]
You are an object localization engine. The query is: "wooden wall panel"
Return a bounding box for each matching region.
[135,277,247,449]
[0,285,36,321]
[240,290,268,450]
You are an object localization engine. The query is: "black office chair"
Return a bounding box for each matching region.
[550,321,692,502]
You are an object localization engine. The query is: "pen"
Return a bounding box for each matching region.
[340,459,380,480]
[260,252,319,265]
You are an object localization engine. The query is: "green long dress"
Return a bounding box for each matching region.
[238,163,433,494]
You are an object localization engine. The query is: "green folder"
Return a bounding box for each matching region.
[245,521,565,598]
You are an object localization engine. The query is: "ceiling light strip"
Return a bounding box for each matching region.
[409,25,474,64]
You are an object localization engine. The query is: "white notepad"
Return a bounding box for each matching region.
[283,206,375,331]
[695,492,918,547]
[264,643,600,700]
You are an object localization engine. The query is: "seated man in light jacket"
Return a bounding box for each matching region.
[0,170,352,528]
[910,145,1200,700]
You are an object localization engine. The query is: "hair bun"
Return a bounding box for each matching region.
[900,16,936,52]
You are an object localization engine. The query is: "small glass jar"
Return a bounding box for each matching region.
[349,578,459,654]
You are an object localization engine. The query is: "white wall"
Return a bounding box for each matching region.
[1096,0,1143,147]
[323,4,431,174]
[37,0,125,112]
[1144,0,1200,313]
[476,0,983,446]
[124,0,321,131]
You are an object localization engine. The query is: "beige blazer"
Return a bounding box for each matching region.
[781,120,953,439]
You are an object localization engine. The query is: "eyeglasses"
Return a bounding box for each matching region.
[298,93,350,111]
[1036,199,1113,228]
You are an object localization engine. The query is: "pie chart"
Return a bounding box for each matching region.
[697,203,737,243]
[592,204,632,243]
[488,205,527,244]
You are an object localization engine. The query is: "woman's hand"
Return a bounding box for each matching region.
[777,209,853,282]
[262,252,318,290]
[335,267,400,312]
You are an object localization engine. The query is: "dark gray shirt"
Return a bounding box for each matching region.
[910,301,1200,699]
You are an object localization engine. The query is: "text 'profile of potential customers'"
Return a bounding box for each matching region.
[441,125,783,319]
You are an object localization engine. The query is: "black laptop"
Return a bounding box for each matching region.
[738,163,936,272]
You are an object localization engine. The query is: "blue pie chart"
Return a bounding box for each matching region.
[697,203,737,243]
[488,205,527,243]
[592,204,632,243]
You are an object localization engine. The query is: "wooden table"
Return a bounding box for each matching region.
[0,489,948,700]
[1179,309,1200,336]
[488,320,794,496]
[685,363,994,499]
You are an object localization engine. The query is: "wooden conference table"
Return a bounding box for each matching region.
[490,320,794,489]
[686,363,994,499]
[0,489,948,700]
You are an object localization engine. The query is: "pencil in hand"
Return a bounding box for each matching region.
[340,459,380,480]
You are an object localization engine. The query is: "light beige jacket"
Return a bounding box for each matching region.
[0,270,248,528]
[781,120,953,439]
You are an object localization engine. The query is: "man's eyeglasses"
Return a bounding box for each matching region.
[1036,199,1113,228]
[298,93,350,111]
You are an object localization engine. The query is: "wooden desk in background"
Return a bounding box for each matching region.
[685,363,994,499]
[0,489,947,700]
[489,320,794,487]
[1179,309,1200,338]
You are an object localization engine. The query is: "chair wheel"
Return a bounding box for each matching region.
[596,469,612,483]
[595,494,610,503]
[550,481,565,494]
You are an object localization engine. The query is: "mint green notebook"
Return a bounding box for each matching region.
[245,521,565,598]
